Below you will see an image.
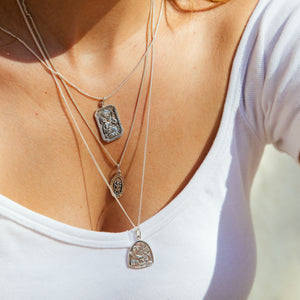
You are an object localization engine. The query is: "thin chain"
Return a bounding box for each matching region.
[4,0,161,173]
[14,0,153,170]
[63,3,156,170]
[0,25,157,104]
[138,0,156,231]
[54,0,161,231]
[51,71,137,228]
[8,0,164,230]
[19,0,159,103]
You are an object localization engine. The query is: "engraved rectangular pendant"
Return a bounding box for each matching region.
[128,240,154,269]
[94,105,123,143]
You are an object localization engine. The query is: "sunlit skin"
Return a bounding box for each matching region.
[0,0,261,232]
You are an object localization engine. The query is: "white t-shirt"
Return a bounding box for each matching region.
[0,0,299,299]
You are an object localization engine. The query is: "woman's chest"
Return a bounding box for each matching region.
[0,53,225,231]
[0,0,258,231]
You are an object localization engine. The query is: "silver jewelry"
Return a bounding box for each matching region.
[0,18,150,198]
[128,228,154,269]
[14,0,159,198]
[94,104,123,143]
[18,0,158,143]
[8,0,165,268]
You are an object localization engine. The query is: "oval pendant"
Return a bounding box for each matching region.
[128,240,154,269]
[110,173,125,198]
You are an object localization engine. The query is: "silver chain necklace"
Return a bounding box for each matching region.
[18,0,158,144]
[13,0,163,199]
[6,0,165,269]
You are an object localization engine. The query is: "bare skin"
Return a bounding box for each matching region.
[0,0,259,231]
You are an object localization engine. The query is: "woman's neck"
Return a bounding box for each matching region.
[27,0,153,48]
[2,0,158,58]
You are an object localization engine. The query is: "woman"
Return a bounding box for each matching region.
[0,0,299,299]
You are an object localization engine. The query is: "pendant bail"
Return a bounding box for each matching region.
[117,164,121,174]
[98,99,105,108]
[136,227,142,240]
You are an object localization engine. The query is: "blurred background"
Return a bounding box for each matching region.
[248,145,300,300]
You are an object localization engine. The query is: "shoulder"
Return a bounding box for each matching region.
[251,0,300,36]
[249,0,300,71]
[256,0,300,17]
[239,0,300,83]
[240,0,300,160]
[237,0,300,46]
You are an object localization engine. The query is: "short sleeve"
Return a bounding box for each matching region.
[243,0,300,161]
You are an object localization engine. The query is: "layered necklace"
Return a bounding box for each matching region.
[0,0,165,269]
[17,0,157,142]
[14,0,162,200]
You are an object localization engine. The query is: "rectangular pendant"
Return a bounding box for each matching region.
[94,105,123,143]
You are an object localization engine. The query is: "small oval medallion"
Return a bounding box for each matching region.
[128,240,154,269]
[110,173,125,198]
